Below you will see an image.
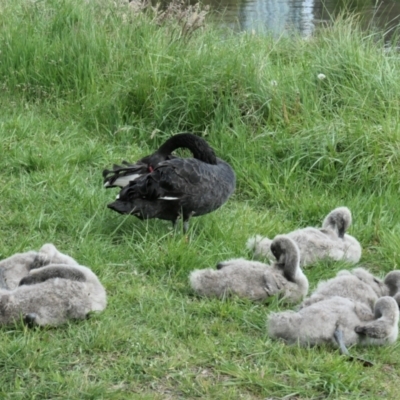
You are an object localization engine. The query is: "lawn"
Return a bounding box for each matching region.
[1,0,400,398]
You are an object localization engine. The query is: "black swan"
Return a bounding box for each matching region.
[104,133,236,232]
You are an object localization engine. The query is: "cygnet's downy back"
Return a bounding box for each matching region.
[300,267,388,311]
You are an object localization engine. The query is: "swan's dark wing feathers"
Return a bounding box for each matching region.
[119,158,234,206]
[120,158,211,201]
[102,155,178,187]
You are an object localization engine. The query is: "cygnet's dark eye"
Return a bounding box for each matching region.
[270,244,279,259]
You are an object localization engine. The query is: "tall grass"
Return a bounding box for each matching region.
[1,0,400,398]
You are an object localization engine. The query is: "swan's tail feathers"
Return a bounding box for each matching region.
[103,162,146,188]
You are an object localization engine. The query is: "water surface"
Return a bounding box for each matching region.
[203,0,400,37]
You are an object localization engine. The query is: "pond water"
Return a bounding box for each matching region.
[202,0,400,37]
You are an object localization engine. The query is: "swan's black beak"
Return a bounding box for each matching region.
[107,200,135,215]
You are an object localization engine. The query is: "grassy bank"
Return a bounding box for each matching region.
[1,0,400,398]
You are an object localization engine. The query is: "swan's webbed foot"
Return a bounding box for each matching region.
[334,327,374,367]
[172,214,191,234]
[333,328,350,356]
[183,220,190,234]
[24,313,38,328]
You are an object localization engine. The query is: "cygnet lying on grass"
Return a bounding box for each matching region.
[300,267,388,311]
[189,235,308,303]
[247,207,362,267]
[268,296,399,353]
[0,244,106,327]
[0,243,79,290]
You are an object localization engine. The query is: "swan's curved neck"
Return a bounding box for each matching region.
[323,214,348,239]
[157,133,218,165]
[282,250,301,282]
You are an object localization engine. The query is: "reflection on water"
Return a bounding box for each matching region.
[202,0,400,37]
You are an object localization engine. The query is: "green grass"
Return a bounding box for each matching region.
[1,0,400,398]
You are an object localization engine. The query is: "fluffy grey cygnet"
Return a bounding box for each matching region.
[0,244,106,327]
[0,243,79,290]
[189,235,308,303]
[300,267,388,311]
[247,207,362,267]
[268,296,399,351]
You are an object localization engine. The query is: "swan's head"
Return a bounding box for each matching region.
[384,271,400,297]
[271,235,301,280]
[374,296,399,322]
[107,200,138,216]
[322,207,352,238]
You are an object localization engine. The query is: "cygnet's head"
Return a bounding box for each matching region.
[384,271,400,297]
[322,207,352,238]
[374,296,399,322]
[270,235,301,280]
[38,244,79,267]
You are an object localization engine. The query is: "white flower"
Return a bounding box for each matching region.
[317,73,326,80]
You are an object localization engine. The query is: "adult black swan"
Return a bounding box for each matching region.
[104,133,236,232]
[103,132,217,188]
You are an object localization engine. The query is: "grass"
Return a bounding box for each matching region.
[1,0,400,398]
